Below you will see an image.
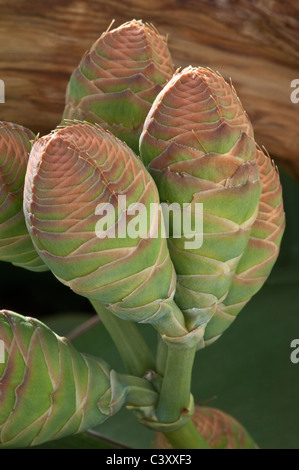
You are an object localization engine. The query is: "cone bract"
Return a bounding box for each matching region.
[140,67,262,332]
[63,20,174,154]
[0,310,115,448]
[0,121,47,272]
[204,148,285,344]
[24,122,177,326]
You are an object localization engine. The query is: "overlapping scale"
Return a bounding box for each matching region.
[24,122,177,326]
[140,67,262,332]
[0,121,47,271]
[204,148,285,344]
[0,310,113,448]
[63,20,174,154]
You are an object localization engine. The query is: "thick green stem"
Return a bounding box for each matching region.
[91,300,155,377]
[93,300,209,449]
[156,342,197,423]
[163,419,210,449]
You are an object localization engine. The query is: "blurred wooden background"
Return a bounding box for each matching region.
[0,0,298,177]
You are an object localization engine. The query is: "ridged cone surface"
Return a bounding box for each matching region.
[140,67,262,333]
[24,122,176,324]
[0,310,112,448]
[204,148,285,344]
[63,20,175,154]
[153,405,258,449]
[0,121,47,271]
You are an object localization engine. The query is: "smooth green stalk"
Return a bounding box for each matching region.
[156,342,197,424]
[163,420,211,449]
[91,300,155,377]
[92,300,206,450]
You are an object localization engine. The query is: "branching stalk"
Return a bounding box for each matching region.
[91,300,156,377]
[156,342,197,424]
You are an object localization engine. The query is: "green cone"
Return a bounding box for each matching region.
[140,66,262,333]
[0,121,47,271]
[23,122,187,335]
[204,148,285,344]
[0,310,117,448]
[63,20,174,154]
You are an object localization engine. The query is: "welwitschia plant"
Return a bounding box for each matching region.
[0,20,285,449]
